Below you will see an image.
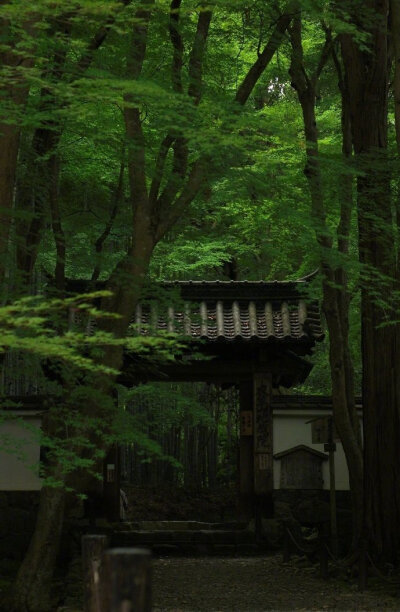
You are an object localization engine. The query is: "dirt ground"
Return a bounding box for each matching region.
[151,555,399,612]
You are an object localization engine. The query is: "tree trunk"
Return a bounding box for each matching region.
[0,18,34,289]
[289,17,364,550]
[11,486,66,612]
[391,0,400,152]
[341,1,400,562]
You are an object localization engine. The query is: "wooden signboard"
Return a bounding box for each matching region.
[258,453,271,471]
[253,373,273,495]
[278,447,326,489]
[240,410,253,436]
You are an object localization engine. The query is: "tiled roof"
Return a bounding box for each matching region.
[274,444,328,460]
[135,280,323,344]
[271,395,362,410]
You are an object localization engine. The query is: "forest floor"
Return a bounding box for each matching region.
[151,555,399,611]
[59,553,400,611]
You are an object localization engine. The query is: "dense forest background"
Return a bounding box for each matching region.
[1,0,365,392]
[2,0,400,609]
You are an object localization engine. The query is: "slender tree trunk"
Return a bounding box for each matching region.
[0,18,34,288]
[49,153,65,292]
[15,128,62,287]
[289,17,364,550]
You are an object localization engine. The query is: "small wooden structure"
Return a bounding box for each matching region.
[273,444,328,489]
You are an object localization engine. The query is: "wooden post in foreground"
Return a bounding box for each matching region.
[82,534,108,612]
[103,547,152,612]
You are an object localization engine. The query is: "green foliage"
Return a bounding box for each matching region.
[0,293,190,489]
[3,0,385,497]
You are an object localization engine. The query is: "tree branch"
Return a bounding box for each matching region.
[148,0,186,206]
[288,15,309,97]
[169,0,184,94]
[311,26,334,88]
[49,154,65,292]
[188,7,213,104]
[235,6,295,105]
[149,134,175,205]
[74,1,132,77]
[289,13,332,251]
[155,160,204,240]
[91,160,125,283]
[151,4,212,220]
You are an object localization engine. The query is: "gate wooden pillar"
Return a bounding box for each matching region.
[239,381,254,519]
[253,373,273,523]
[239,373,273,522]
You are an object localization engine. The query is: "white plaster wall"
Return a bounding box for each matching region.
[0,413,42,490]
[0,409,359,492]
[273,410,361,491]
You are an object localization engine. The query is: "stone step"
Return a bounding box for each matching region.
[118,521,248,532]
[110,532,265,556]
[150,543,263,556]
[111,529,255,547]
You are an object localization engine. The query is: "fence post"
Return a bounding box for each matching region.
[82,534,109,612]
[103,547,152,612]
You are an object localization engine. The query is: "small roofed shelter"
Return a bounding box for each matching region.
[113,277,324,521]
[273,445,328,490]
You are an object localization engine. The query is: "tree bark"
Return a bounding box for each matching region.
[340,0,400,562]
[289,17,364,551]
[11,487,66,612]
[0,17,35,288]
[11,406,68,611]
[391,0,400,151]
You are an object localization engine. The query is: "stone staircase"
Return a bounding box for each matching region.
[110,520,266,556]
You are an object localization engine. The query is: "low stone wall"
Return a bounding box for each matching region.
[0,491,40,564]
[273,489,352,555]
[274,488,351,511]
[0,488,354,564]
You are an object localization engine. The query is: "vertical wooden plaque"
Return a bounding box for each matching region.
[253,373,273,496]
[239,382,254,516]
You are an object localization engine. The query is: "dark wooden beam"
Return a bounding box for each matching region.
[119,349,313,387]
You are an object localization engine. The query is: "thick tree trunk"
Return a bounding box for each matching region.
[341,1,400,562]
[11,486,66,612]
[391,0,400,151]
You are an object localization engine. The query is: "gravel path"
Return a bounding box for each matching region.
[152,556,399,611]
